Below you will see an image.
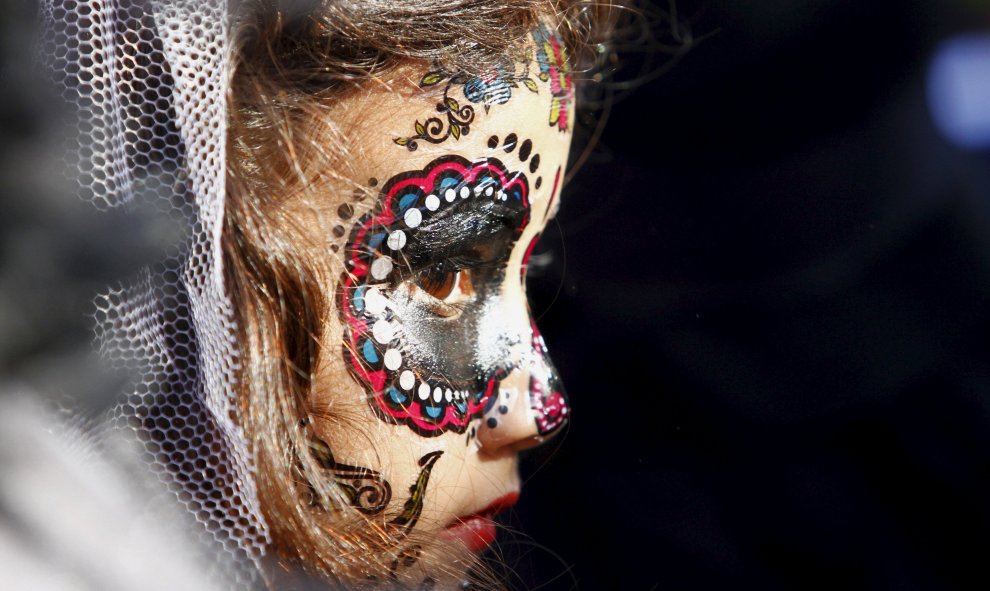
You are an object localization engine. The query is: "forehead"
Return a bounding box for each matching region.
[313,56,573,220]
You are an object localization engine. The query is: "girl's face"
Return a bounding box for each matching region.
[298,30,573,570]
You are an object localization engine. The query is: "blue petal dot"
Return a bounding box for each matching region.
[353,286,366,312]
[368,233,386,249]
[362,339,380,364]
[399,193,418,212]
[388,386,407,404]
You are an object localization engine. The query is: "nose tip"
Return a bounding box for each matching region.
[476,316,569,453]
[476,374,570,453]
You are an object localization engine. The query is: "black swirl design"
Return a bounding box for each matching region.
[309,437,392,515]
[394,86,475,151]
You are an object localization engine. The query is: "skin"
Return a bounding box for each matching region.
[286,47,573,559]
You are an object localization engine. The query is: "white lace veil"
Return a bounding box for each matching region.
[41,0,269,583]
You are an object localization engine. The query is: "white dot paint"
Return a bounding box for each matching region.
[425,194,440,211]
[459,186,470,199]
[364,287,387,315]
[404,208,422,228]
[387,230,407,250]
[384,349,402,370]
[433,387,442,403]
[418,382,430,400]
[370,256,393,280]
[372,319,395,344]
[399,370,415,390]
[444,188,456,202]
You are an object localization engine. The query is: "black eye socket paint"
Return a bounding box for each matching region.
[340,155,531,436]
[392,199,522,288]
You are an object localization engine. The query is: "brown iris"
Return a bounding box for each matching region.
[417,263,458,300]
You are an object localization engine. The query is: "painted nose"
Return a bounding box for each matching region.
[476,323,569,453]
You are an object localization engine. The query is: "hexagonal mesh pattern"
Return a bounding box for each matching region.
[40,0,269,582]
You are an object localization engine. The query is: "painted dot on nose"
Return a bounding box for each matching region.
[498,405,508,414]
[486,418,498,428]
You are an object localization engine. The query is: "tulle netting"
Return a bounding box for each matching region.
[40,0,269,584]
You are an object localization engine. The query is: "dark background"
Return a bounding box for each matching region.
[518,1,990,590]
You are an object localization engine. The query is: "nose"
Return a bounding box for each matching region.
[476,322,569,453]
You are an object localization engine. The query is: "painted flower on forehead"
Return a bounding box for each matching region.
[420,62,540,114]
[462,67,515,109]
[339,155,532,436]
[532,24,573,132]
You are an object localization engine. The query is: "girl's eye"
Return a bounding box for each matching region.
[416,262,460,301]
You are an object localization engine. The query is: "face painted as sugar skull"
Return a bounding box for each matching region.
[300,38,574,561]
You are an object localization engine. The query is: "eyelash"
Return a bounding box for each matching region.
[411,259,472,317]
[418,260,461,298]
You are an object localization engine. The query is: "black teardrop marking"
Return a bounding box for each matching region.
[519,139,532,162]
[503,133,517,153]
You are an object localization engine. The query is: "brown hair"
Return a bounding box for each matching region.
[223,0,613,586]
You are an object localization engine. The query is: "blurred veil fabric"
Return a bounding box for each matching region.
[39,0,268,583]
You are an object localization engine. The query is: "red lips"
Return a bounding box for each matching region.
[441,492,519,553]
